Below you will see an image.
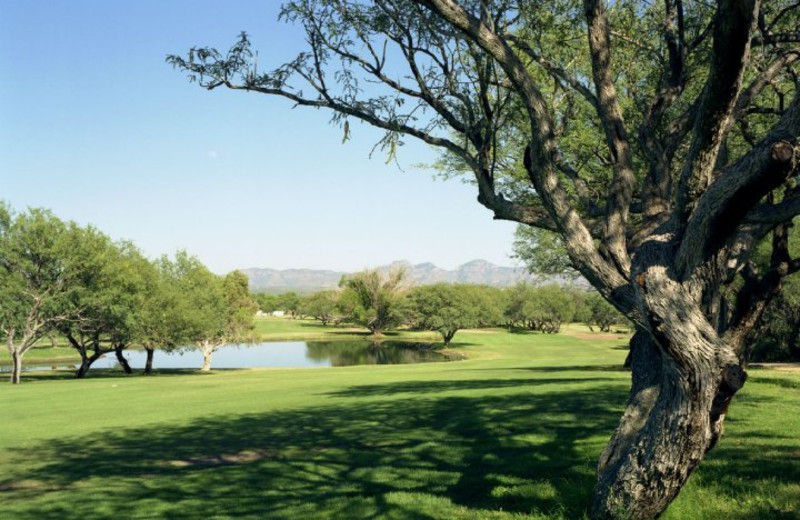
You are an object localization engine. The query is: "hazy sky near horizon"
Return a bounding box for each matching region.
[0,0,518,274]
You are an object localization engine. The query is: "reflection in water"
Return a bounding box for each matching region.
[305,341,446,366]
[1,341,453,372]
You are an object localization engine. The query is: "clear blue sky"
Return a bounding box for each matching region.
[0,0,517,274]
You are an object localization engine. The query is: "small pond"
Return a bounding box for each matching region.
[3,341,459,372]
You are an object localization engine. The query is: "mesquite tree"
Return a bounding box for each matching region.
[169,1,800,517]
[0,206,75,384]
[338,267,409,334]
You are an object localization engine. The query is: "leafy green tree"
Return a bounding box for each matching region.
[0,205,75,384]
[222,270,259,339]
[276,291,301,317]
[506,283,576,333]
[338,268,409,335]
[167,252,229,371]
[299,290,340,325]
[178,266,257,372]
[254,292,279,313]
[465,285,506,328]
[56,228,148,378]
[585,292,626,333]
[512,226,577,279]
[132,255,190,375]
[409,283,498,345]
[566,286,592,325]
[171,2,800,516]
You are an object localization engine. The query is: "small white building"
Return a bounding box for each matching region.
[271,310,286,317]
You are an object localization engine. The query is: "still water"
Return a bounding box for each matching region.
[8,341,454,372]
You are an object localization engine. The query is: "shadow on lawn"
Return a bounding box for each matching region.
[3,378,796,520]
[2,383,625,520]
[696,430,800,519]
[326,376,620,397]
[15,368,224,383]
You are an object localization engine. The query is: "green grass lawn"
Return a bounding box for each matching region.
[0,321,798,519]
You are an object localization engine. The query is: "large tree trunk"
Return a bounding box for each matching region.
[590,268,747,519]
[201,351,212,371]
[442,329,456,346]
[143,348,155,375]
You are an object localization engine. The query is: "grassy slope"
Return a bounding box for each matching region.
[0,321,798,519]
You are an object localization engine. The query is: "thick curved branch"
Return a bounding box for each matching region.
[584,0,635,275]
[475,191,558,231]
[675,0,759,225]
[676,91,800,276]
[745,191,800,225]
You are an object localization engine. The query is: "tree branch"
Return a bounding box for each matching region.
[505,34,599,110]
[675,0,759,226]
[676,91,800,276]
[583,0,636,275]
[639,0,688,223]
[413,0,632,303]
[734,48,800,117]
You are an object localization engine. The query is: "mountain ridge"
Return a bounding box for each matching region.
[242,260,533,293]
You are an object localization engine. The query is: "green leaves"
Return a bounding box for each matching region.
[408,283,503,345]
[339,267,409,334]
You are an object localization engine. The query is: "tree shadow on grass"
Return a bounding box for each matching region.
[688,430,800,519]
[325,376,621,398]
[747,375,800,390]
[1,384,626,520]
[520,365,628,373]
[3,378,796,520]
[458,365,629,375]
[15,368,227,383]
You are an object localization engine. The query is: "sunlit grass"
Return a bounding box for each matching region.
[0,324,798,519]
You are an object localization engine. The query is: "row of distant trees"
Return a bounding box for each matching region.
[255,269,627,346]
[0,205,257,384]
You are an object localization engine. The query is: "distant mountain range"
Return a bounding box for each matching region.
[241,260,536,293]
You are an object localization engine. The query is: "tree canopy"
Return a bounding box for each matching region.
[338,268,409,335]
[0,205,76,384]
[505,282,577,333]
[408,283,501,344]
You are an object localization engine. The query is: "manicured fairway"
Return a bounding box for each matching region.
[1,323,798,519]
